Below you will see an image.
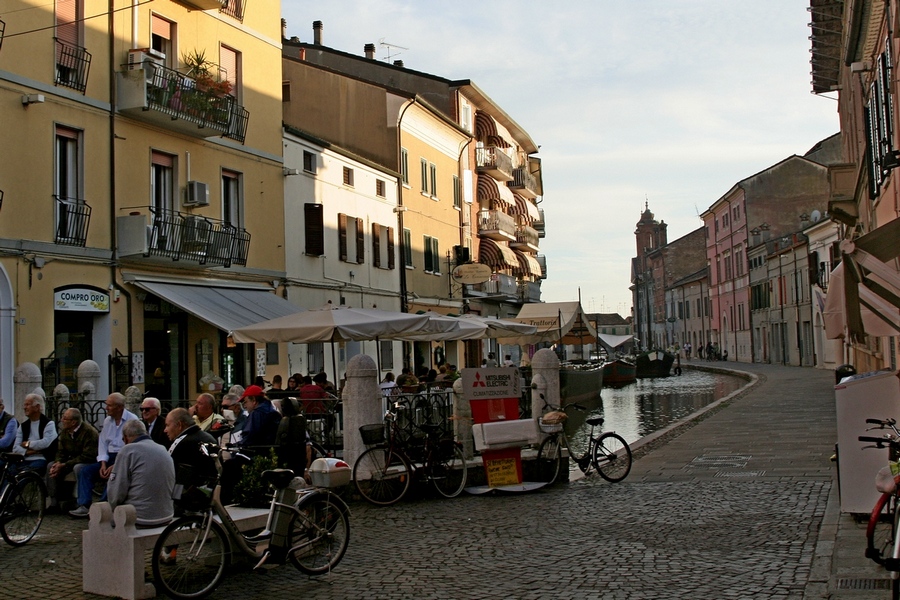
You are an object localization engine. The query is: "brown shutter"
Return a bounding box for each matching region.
[356,217,365,264]
[387,227,395,270]
[338,213,348,261]
[220,45,238,88]
[151,15,171,39]
[372,223,382,268]
[304,203,324,256]
[56,0,78,46]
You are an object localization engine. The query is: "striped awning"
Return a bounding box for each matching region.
[477,174,515,207]
[479,238,518,269]
[513,250,543,277]
[475,111,511,148]
[510,194,541,222]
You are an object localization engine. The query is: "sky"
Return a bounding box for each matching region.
[280,1,839,317]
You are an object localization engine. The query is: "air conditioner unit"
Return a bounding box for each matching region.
[127,49,164,70]
[182,216,211,246]
[184,181,209,207]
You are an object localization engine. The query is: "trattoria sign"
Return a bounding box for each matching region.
[55,288,110,313]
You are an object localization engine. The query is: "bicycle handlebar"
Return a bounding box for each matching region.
[859,435,900,446]
[867,418,897,426]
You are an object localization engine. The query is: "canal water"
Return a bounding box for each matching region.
[563,368,747,453]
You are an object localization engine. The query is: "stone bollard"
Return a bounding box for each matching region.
[531,348,560,416]
[77,360,101,402]
[341,354,381,470]
[124,386,143,415]
[13,362,42,420]
[453,378,474,458]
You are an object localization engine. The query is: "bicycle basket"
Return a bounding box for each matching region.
[539,419,563,434]
[359,423,385,445]
[541,410,567,425]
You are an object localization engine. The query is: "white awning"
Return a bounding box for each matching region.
[498,301,597,345]
[129,278,303,334]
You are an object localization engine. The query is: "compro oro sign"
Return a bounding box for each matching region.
[55,288,110,312]
[451,263,493,285]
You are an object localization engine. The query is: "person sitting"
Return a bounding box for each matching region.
[69,393,139,518]
[219,385,281,504]
[140,397,170,448]
[395,367,419,389]
[299,374,329,415]
[0,398,17,455]
[445,364,461,382]
[47,408,98,512]
[107,420,175,527]
[12,394,57,475]
[503,354,516,367]
[192,393,226,433]
[423,369,438,384]
[164,408,217,513]
[380,372,398,397]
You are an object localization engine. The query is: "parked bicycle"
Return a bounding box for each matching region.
[0,453,47,546]
[151,443,350,600]
[860,417,900,600]
[353,402,468,506]
[536,397,633,484]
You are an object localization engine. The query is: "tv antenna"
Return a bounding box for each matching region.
[379,38,409,62]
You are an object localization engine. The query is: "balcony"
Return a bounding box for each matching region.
[173,0,228,10]
[117,60,249,143]
[55,196,92,247]
[477,209,516,241]
[533,208,545,238]
[475,147,514,182]
[517,280,542,303]
[55,38,91,94]
[476,273,518,297]
[511,225,540,252]
[536,254,547,279]
[509,166,539,198]
[117,207,250,268]
[817,261,833,292]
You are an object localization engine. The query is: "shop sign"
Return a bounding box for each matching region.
[451,263,492,285]
[54,288,110,313]
[461,368,520,401]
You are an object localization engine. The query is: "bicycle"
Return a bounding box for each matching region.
[0,453,47,546]
[535,396,633,484]
[860,417,900,600]
[151,443,350,600]
[353,402,468,506]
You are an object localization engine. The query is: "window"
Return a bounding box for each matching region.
[400,148,409,185]
[151,151,175,213]
[308,342,324,374]
[338,213,364,263]
[429,163,437,198]
[265,343,279,365]
[453,175,461,209]
[304,203,324,255]
[372,223,396,269]
[282,81,291,102]
[376,179,386,198]
[220,45,240,100]
[151,15,174,67]
[724,251,733,280]
[424,235,440,274]
[866,40,895,197]
[461,105,472,133]
[723,212,730,228]
[55,0,87,91]
[733,245,744,277]
[733,205,741,221]
[403,228,413,267]
[222,170,242,228]
[55,126,82,243]
[380,340,394,370]
[420,158,428,194]
[342,166,354,187]
[303,151,316,174]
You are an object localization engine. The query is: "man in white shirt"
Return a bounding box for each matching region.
[69,392,139,518]
[191,393,226,432]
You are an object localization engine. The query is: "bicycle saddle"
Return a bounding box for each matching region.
[261,469,296,489]
[586,417,605,428]
[1,452,25,463]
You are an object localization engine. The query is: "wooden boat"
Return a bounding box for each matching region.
[559,361,604,404]
[635,350,675,378]
[602,358,636,386]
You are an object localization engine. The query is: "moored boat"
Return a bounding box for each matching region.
[602,358,636,386]
[635,350,675,378]
[559,361,604,404]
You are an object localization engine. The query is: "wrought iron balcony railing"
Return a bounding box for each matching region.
[0,18,6,52]
[536,254,547,279]
[512,225,540,251]
[475,146,514,181]
[146,207,250,267]
[219,0,246,20]
[55,196,92,247]
[479,273,518,297]
[55,38,92,93]
[517,280,542,303]
[509,166,539,198]
[477,209,516,240]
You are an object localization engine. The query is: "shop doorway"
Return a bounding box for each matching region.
[143,297,187,402]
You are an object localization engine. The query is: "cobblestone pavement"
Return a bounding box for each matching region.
[1,363,891,599]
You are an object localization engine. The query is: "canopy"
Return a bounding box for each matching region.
[231,305,458,344]
[596,333,634,349]
[395,312,538,341]
[497,301,597,345]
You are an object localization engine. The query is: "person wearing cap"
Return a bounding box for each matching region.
[220,385,281,504]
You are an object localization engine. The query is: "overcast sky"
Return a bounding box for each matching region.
[280,1,839,316]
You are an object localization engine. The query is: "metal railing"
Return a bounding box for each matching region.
[55,38,92,93]
[475,146,513,178]
[146,206,250,267]
[481,273,519,296]
[518,280,542,303]
[514,225,540,248]
[55,195,92,246]
[144,62,237,132]
[536,254,547,279]
[382,387,455,443]
[219,0,245,20]
[817,261,833,291]
[45,392,108,430]
[1,18,6,52]
[510,166,538,197]
[477,209,517,237]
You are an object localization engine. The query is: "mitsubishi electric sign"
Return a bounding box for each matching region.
[462,368,520,401]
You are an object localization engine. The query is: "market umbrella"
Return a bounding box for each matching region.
[395,312,489,341]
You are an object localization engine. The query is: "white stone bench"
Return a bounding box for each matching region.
[82,502,269,600]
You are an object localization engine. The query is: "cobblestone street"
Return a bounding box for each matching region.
[2,363,888,599]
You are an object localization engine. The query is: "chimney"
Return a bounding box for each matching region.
[281,19,287,41]
[393,60,404,67]
[364,43,376,59]
[313,21,323,45]
[298,47,306,61]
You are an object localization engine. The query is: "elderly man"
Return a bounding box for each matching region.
[0,398,19,454]
[164,408,217,510]
[192,393,226,433]
[12,394,58,474]
[69,392,139,518]
[220,385,281,504]
[140,397,169,448]
[107,420,175,527]
[47,408,98,511]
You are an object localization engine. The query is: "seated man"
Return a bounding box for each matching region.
[220,385,281,504]
[107,420,175,527]
[0,398,16,455]
[69,393,139,518]
[140,397,170,448]
[164,408,217,513]
[192,393,226,433]
[47,408,99,511]
[12,394,58,475]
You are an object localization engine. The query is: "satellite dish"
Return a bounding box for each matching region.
[810,210,821,223]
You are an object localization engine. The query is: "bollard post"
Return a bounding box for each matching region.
[452,378,474,459]
[13,362,42,420]
[342,354,381,470]
[530,348,560,416]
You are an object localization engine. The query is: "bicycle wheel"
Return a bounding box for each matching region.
[0,472,46,546]
[152,515,230,600]
[866,492,895,566]
[592,432,632,482]
[288,492,350,575]
[429,442,468,498]
[536,435,563,484]
[353,447,412,506]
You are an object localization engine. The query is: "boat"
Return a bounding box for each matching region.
[602,358,636,386]
[635,350,675,378]
[559,361,604,404]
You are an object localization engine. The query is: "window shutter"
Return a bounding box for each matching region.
[56,0,78,46]
[432,238,440,272]
[387,227,395,270]
[304,203,324,256]
[356,217,365,264]
[338,213,348,261]
[220,45,238,88]
[424,236,433,272]
[372,223,382,268]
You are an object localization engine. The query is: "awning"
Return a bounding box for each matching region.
[513,250,542,277]
[129,278,303,334]
[597,333,633,349]
[498,301,597,346]
[477,174,515,207]
[479,238,517,269]
[510,194,541,222]
[475,111,511,148]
